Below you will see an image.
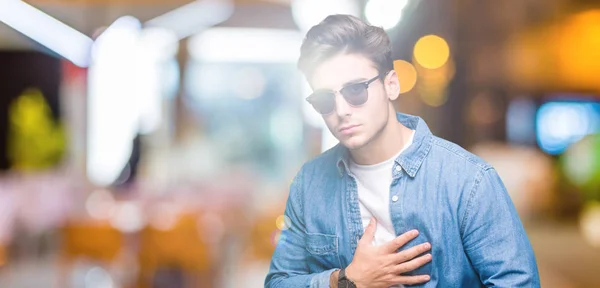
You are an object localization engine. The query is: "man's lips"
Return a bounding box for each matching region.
[339,124,361,134]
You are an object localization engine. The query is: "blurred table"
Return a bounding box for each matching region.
[525,221,600,288]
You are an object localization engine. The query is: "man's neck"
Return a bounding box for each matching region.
[350,113,412,166]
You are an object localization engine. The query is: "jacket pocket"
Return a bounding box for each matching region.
[305,233,341,270]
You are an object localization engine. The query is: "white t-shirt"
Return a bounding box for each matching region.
[349,130,415,246]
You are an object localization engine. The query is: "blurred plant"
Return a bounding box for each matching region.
[561,134,600,202]
[7,88,66,171]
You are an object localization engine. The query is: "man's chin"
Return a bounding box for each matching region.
[340,137,367,151]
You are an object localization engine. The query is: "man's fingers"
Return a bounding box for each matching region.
[392,253,432,275]
[383,229,419,253]
[359,217,377,245]
[391,274,431,286]
[390,242,431,264]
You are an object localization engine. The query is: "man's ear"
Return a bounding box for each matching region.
[385,70,401,101]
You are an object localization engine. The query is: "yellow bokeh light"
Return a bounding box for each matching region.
[393,60,418,94]
[414,35,450,69]
[580,201,600,248]
[418,86,448,107]
[276,215,291,230]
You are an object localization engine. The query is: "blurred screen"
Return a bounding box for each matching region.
[536,96,600,155]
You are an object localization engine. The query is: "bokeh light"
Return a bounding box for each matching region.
[275,215,291,231]
[580,201,600,248]
[414,35,450,69]
[365,0,408,30]
[414,57,455,107]
[291,0,360,32]
[84,266,114,288]
[418,86,448,107]
[109,201,144,233]
[562,134,600,200]
[536,102,600,155]
[393,60,417,94]
[149,202,180,231]
[85,189,116,220]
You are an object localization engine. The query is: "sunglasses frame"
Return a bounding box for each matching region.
[305,73,385,115]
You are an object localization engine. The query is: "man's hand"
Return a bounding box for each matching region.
[344,218,432,287]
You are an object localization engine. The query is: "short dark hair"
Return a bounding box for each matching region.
[298,14,393,79]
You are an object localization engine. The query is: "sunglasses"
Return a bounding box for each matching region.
[306,73,383,115]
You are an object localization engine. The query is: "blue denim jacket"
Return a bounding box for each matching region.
[265,113,540,287]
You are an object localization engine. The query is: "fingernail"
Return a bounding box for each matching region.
[425,275,431,280]
[424,242,431,249]
[412,230,419,236]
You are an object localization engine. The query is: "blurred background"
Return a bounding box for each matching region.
[0,0,599,287]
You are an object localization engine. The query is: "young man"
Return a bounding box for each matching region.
[265,15,539,288]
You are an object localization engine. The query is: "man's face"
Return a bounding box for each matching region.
[309,53,396,150]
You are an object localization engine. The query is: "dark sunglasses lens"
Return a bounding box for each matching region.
[340,84,368,106]
[310,92,335,114]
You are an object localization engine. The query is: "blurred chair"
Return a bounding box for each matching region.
[246,213,279,263]
[243,198,286,263]
[0,243,6,268]
[59,220,124,287]
[137,213,213,288]
[230,204,284,288]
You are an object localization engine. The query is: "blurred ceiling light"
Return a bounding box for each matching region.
[136,27,179,62]
[291,0,360,32]
[414,35,450,69]
[87,16,142,187]
[145,0,234,40]
[134,28,178,135]
[0,0,93,67]
[393,59,417,94]
[189,28,302,63]
[365,0,408,30]
[89,17,179,187]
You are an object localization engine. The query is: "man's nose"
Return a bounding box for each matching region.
[334,92,352,117]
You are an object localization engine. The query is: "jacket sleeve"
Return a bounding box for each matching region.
[461,168,541,287]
